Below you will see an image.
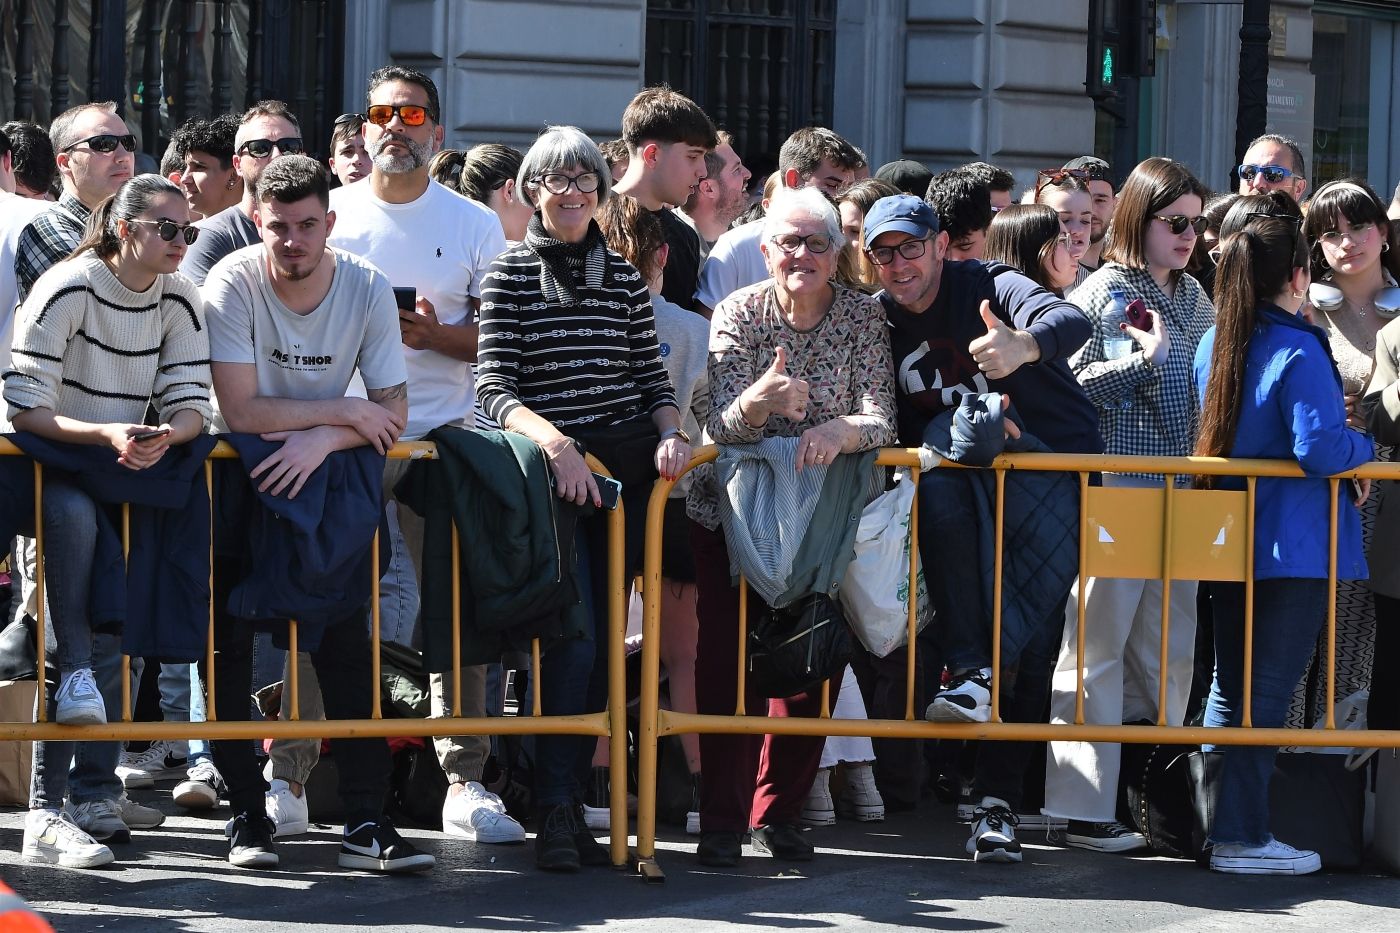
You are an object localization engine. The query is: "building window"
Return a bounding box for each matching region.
[1311,12,1371,183]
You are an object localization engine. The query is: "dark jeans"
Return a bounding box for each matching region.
[201,563,390,825]
[534,527,598,807]
[1204,578,1327,846]
[1371,593,1400,731]
[691,520,838,832]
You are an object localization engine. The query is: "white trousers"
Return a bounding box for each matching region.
[819,665,875,768]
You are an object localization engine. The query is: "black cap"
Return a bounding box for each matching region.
[875,159,934,198]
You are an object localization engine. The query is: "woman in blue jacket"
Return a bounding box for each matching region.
[1193,191,1373,875]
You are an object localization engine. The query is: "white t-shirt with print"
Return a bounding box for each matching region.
[328,179,506,441]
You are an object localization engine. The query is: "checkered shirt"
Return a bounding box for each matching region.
[15,194,90,303]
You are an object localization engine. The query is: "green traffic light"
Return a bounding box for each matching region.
[1102,47,1115,85]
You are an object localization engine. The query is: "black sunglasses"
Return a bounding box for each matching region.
[238,137,304,158]
[63,133,137,154]
[129,219,199,245]
[1154,214,1208,236]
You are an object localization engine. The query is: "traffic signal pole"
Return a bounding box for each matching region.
[1235,0,1272,180]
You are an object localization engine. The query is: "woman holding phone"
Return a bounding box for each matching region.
[9,174,211,868]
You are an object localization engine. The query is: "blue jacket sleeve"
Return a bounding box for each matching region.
[992,267,1092,363]
[1275,345,1374,477]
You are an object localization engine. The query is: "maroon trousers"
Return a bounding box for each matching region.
[690,520,839,832]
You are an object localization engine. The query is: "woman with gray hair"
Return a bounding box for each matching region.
[477,125,690,873]
[686,185,896,867]
[9,174,211,869]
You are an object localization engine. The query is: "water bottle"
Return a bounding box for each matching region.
[1102,289,1135,361]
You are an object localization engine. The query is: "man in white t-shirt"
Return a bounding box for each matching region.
[694,126,863,315]
[203,155,432,874]
[279,65,520,847]
[0,125,48,374]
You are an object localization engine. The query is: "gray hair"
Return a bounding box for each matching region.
[516,125,612,208]
[762,186,845,251]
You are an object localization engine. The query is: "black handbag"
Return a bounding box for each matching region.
[0,615,37,682]
[1117,742,1200,859]
[747,593,852,699]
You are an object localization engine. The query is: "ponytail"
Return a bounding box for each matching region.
[69,173,183,261]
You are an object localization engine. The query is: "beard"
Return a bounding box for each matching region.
[369,132,434,174]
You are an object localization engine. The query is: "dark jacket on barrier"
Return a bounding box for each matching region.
[7,432,218,662]
[216,434,385,651]
[918,394,1080,670]
[395,426,587,671]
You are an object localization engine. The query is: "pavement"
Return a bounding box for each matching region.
[1,788,1398,932]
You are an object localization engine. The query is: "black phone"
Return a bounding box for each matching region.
[132,427,171,442]
[392,286,417,312]
[594,474,622,511]
[1125,297,1152,331]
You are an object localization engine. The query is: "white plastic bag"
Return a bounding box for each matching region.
[839,469,932,658]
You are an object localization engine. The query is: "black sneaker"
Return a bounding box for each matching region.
[572,802,611,867]
[697,830,743,867]
[338,818,436,873]
[925,669,993,723]
[226,812,278,869]
[750,823,814,861]
[534,803,581,872]
[1060,819,1147,853]
[966,798,1022,863]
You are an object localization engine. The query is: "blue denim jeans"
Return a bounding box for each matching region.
[533,528,597,807]
[30,632,124,808]
[1203,578,1327,847]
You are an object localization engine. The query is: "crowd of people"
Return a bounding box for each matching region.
[1,69,1396,882]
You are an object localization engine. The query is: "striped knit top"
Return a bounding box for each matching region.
[476,236,678,429]
[4,251,213,430]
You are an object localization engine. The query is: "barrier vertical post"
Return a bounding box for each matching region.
[1243,476,1257,727]
[121,504,132,722]
[205,460,217,721]
[287,622,299,721]
[736,578,748,716]
[606,491,628,867]
[990,467,1006,722]
[634,475,672,879]
[1157,476,1176,726]
[905,465,920,721]
[1074,471,1088,725]
[1326,477,1339,730]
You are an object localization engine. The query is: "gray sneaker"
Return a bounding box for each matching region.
[63,798,129,843]
[118,793,165,830]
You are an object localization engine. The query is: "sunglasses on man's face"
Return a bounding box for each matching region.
[365,104,432,127]
[63,133,137,154]
[1154,214,1208,236]
[238,137,304,158]
[1237,164,1296,185]
[129,219,200,245]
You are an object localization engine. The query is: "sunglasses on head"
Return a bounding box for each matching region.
[1154,213,1208,236]
[238,137,303,158]
[129,219,199,245]
[365,104,432,127]
[1237,164,1296,185]
[63,133,137,154]
[334,112,365,126]
[1035,167,1088,197]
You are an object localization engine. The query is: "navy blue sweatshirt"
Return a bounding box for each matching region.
[879,259,1104,455]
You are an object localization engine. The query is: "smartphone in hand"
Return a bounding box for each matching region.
[1125,298,1152,331]
[593,474,622,511]
[393,286,417,312]
[132,427,171,442]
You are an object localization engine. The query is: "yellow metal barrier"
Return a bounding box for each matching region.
[0,439,631,868]
[633,446,1400,880]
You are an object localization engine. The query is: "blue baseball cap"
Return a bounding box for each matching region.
[863,194,940,249]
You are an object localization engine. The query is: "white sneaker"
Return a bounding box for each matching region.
[63,798,128,843]
[966,796,1022,864]
[174,759,225,810]
[117,740,188,789]
[800,768,836,826]
[23,809,114,868]
[442,781,526,843]
[926,669,993,724]
[118,793,165,829]
[1210,838,1322,875]
[54,668,106,725]
[265,778,310,837]
[836,763,885,822]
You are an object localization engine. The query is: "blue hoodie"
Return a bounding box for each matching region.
[1193,305,1373,580]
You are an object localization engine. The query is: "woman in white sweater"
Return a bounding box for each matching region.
[8,174,211,869]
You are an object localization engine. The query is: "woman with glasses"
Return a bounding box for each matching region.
[10,174,211,869]
[984,203,1079,295]
[1307,179,1400,734]
[1194,192,1371,874]
[685,185,895,868]
[1034,169,1095,291]
[476,125,689,873]
[1042,157,1215,854]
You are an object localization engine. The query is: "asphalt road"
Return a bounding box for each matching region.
[1,790,1398,932]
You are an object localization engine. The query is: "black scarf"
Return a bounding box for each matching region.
[526,212,608,306]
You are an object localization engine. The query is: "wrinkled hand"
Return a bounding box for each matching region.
[346,398,406,454]
[655,436,692,483]
[1354,477,1372,507]
[1123,308,1170,367]
[252,427,335,498]
[747,346,810,423]
[399,297,440,352]
[968,301,1038,379]
[1344,393,1367,430]
[109,423,171,471]
[543,435,599,507]
[795,420,850,473]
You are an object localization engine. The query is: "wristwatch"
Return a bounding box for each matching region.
[1139,352,1157,372]
[660,427,692,444]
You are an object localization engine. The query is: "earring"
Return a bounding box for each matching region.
[1384,242,1391,253]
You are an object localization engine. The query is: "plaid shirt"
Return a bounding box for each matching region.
[1067,263,1215,481]
[15,194,90,303]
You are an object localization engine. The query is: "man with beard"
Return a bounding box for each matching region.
[263,65,518,849]
[675,129,751,262]
[1062,156,1115,274]
[181,100,304,286]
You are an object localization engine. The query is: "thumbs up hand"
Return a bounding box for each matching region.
[967,299,1040,380]
[742,346,811,425]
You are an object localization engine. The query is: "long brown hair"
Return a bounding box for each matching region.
[985,203,1062,291]
[595,193,665,282]
[69,174,184,260]
[1102,157,1209,285]
[1194,191,1307,486]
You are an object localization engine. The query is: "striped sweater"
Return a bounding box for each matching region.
[4,251,213,429]
[476,240,677,429]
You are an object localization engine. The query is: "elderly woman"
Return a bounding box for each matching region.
[477,125,690,873]
[687,186,896,867]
